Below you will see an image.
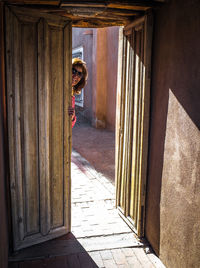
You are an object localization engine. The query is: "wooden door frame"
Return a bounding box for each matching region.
[1,2,153,254]
[0,2,13,254]
[115,14,153,237]
[1,3,73,252]
[0,4,9,266]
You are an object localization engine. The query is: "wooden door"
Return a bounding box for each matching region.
[5,6,72,250]
[115,15,153,237]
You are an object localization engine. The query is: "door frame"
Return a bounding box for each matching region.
[115,14,153,237]
[0,2,13,255]
[0,2,153,253]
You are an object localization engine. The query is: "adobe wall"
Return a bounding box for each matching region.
[106,27,119,131]
[72,28,94,123]
[145,0,200,267]
[93,27,118,130]
[92,28,108,128]
[72,27,118,130]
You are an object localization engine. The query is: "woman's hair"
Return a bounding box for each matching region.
[72,58,88,95]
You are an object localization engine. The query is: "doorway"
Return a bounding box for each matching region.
[71,28,127,261]
[71,13,153,242]
[3,6,167,267]
[70,16,153,265]
[4,6,158,266]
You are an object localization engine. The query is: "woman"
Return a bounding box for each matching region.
[68,58,88,127]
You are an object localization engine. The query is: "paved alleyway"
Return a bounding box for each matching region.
[8,148,165,268]
[72,121,115,184]
[8,122,165,268]
[71,149,165,268]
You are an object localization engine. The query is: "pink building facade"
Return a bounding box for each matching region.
[72,27,119,131]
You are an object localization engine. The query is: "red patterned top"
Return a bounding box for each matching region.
[71,95,76,128]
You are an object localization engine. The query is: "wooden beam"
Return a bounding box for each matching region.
[4,0,60,5]
[4,0,164,9]
[61,6,141,16]
[3,0,163,28]
[71,18,127,28]
[61,1,107,8]
[13,6,142,19]
[56,7,139,21]
[108,0,163,7]
[61,0,163,8]
[103,7,142,16]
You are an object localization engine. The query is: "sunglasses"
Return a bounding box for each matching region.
[72,67,83,78]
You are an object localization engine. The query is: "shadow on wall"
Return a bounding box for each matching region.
[145,1,200,267]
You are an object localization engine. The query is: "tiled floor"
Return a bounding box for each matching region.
[71,150,165,268]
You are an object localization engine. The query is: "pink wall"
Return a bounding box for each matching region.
[93,28,107,128]
[106,27,119,131]
[72,28,94,123]
[72,27,119,131]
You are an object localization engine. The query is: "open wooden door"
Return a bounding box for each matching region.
[5,6,72,250]
[115,15,153,237]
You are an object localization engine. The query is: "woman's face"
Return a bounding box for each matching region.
[72,66,83,87]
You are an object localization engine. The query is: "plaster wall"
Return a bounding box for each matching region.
[72,27,118,130]
[145,0,200,267]
[94,27,118,130]
[106,27,119,131]
[72,28,93,122]
[93,28,108,128]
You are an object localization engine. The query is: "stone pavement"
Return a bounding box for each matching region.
[71,149,165,268]
[8,122,166,268]
[72,120,115,183]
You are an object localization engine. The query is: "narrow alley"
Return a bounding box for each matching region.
[71,148,165,267]
[71,121,165,267]
[8,121,165,268]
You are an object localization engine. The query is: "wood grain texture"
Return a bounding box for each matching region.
[116,14,153,237]
[0,3,9,268]
[115,27,123,208]
[6,6,71,251]
[21,20,39,236]
[5,0,59,5]
[50,25,64,228]
[3,0,163,27]
[63,21,72,232]
[116,33,126,209]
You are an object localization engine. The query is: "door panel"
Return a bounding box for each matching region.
[116,15,153,237]
[6,6,72,250]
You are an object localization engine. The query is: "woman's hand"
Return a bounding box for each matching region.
[68,106,75,117]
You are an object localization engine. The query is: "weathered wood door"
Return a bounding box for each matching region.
[115,15,153,237]
[5,6,72,250]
